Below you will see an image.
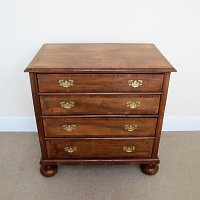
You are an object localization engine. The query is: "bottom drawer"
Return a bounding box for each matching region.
[46,138,154,159]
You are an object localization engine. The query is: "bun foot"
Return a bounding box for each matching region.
[140,164,159,175]
[40,165,58,177]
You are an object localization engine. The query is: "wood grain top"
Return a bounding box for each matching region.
[25,43,176,73]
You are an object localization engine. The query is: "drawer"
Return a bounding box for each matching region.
[37,74,163,93]
[43,117,157,137]
[46,138,154,159]
[40,94,160,115]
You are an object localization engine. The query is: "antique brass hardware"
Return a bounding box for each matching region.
[124,124,138,132]
[59,80,74,88]
[64,146,77,153]
[63,124,76,131]
[128,80,143,88]
[60,101,75,109]
[123,146,136,153]
[126,101,140,109]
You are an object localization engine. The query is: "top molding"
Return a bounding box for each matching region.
[25,43,176,73]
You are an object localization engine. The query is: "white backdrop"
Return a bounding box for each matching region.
[0,0,200,131]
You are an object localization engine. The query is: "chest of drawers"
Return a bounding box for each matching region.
[25,44,176,177]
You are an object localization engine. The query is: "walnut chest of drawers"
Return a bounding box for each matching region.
[25,44,176,177]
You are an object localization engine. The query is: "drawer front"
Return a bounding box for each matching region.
[37,74,163,93]
[40,95,160,115]
[46,138,154,159]
[43,118,157,137]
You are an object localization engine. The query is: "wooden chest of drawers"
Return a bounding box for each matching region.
[25,44,176,177]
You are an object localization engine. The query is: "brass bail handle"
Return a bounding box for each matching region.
[59,80,74,88]
[63,124,76,131]
[124,124,138,132]
[123,146,136,153]
[126,101,140,109]
[60,101,75,109]
[128,80,143,88]
[64,146,77,153]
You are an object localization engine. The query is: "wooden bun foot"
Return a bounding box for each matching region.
[40,165,58,177]
[140,164,159,175]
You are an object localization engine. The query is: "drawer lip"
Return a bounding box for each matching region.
[40,94,161,116]
[38,92,163,95]
[43,117,157,138]
[26,68,176,73]
[44,137,155,140]
[46,138,154,159]
[39,93,160,98]
[37,73,164,93]
[41,115,159,118]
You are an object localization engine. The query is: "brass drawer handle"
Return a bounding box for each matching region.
[60,101,74,109]
[128,80,143,88]
[126,101,140,109]
[123,146,136,153]
[63,124,76,131]
[64,146,77,153]
[124,124,137,132]
[59,80,74,88]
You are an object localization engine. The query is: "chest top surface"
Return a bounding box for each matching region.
[25,43,176,73]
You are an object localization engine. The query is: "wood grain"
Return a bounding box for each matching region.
[37,74,164,93]
[46,138,154,159]
[29,73,48,158]
[24,44,176,73]
[43,117,157,137]
[25,43,176,176]
[152,73,170,157]
[40,94,160,115]
[40,158,160,166]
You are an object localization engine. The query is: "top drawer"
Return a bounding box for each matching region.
[37,74,163,93]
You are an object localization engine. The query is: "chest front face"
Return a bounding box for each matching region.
[25,44,176,177]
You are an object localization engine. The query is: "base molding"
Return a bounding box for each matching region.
[40,158,160,166]
[40,158,160,177]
